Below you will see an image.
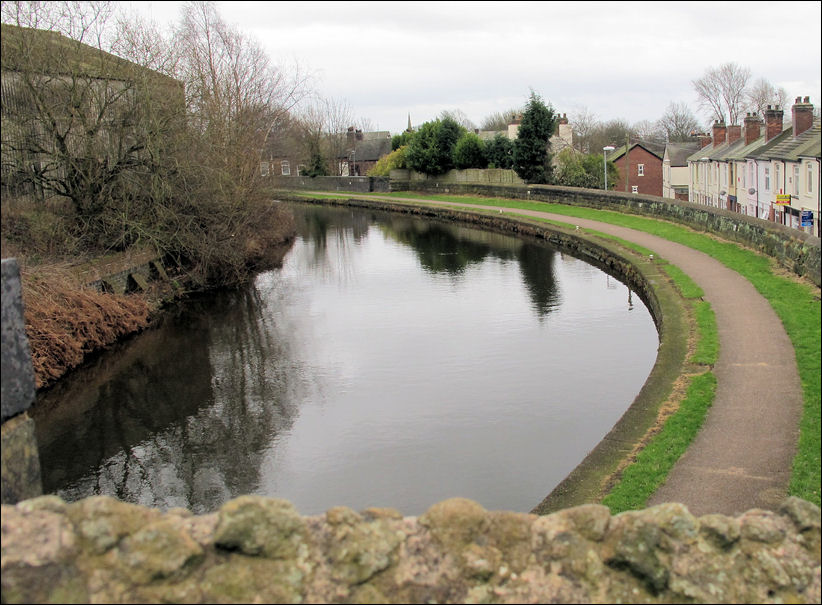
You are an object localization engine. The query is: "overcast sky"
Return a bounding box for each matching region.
[123,1,822,135]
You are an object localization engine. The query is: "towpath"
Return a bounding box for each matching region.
[320,194,804,516]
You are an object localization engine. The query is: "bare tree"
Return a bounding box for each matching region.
[692,62,751,125]
[1,0,114,46]
[1,2,182,249]
[569,106,599,153]
[656,101,701,142]
[746,77,789,119]
[480,108,518,132]
[440,109,476,131]
[293,96,354,176]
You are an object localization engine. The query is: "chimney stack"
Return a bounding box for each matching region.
[712,120,727,148]
[727,124,742,146]
[791,96,814,138]
[698,133,712,148]
[765,105,784,141]
[744,113,762,145]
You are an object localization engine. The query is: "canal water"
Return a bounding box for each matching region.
[32,202,658,516]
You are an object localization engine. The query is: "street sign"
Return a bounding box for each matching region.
[776,194,791,205]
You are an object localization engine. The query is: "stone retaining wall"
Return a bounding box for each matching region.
[267,175,390,193]
[1,494,819,603]
[387,181,822,287]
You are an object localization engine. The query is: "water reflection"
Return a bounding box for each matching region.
[33,203,657,515]
[34,286,303,513]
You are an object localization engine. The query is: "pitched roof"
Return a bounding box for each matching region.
[664,142,700,167]
[350,136,392,161]
[609,142,663,161]
[762,119,821,161]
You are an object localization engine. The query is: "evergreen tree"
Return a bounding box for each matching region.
[406,117,465,175]
[485,133,514,169]
[453,132,487,169]
[513,91,557,183]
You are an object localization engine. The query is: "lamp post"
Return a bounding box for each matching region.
[602,146,615,190]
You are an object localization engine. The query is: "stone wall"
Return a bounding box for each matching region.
[1,259,42,505]
[387,180,822,286]
[389,167,525,185]
[267,175,389,193]
[1,494,819,603]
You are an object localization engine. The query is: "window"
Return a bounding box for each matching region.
[793,165,800,195]
[765,167,770,191]
[281,160,290,176]
[297,164,306,176]
[631,185,638,194]
[808,163,814,193]
[260,162,269,177]
[775,164,781,193]
[637,164,644,176]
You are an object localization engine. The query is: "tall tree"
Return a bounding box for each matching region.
[513,91,557,184]
[656,101,701,142]
[692,62,751,125]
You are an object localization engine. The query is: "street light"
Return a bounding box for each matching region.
[602,146,615,190]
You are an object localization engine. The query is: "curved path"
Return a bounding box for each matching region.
[331,194,804,516]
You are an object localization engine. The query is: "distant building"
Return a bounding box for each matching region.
[662,142,699,200]
[686,96,820,237]
[608,143,663,197]
[339,128,392,176]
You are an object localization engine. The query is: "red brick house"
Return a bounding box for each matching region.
[608,142,664,196]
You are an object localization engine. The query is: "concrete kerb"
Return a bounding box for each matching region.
[275,194,693,513]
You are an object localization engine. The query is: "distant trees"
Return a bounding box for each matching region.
[692,62,751,125]
[367,145,407,176]
[512,91,557,183]
[405,116,465,175]
[480,109,518,132]
[657,102,701,142]
[440,109,476,131]
[453,132,487,169]
[553,148,615,190]
[746,77,789,119]
[485,133,514,169]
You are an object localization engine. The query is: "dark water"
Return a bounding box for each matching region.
[33,203,658,516]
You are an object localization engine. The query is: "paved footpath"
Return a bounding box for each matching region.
[341,195,805,516]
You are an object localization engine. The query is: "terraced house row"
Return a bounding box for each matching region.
[683,96,820,238]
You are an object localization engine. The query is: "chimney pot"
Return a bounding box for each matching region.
[804,96,810,103]
[765,105,784,141]
[791,95,814,137]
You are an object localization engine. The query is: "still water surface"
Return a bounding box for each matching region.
[34,203,658,515]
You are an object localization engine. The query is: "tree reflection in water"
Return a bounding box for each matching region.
[34,280,303,513]
[33,203,654,515]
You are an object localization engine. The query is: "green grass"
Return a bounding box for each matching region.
[691,302,719,366]
[601,372,718,513]
[341,191,821,506]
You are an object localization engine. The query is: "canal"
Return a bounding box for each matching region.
[32,202,658,515]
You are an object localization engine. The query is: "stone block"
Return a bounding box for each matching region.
[1,413,42,504]
[1,258,36,422]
